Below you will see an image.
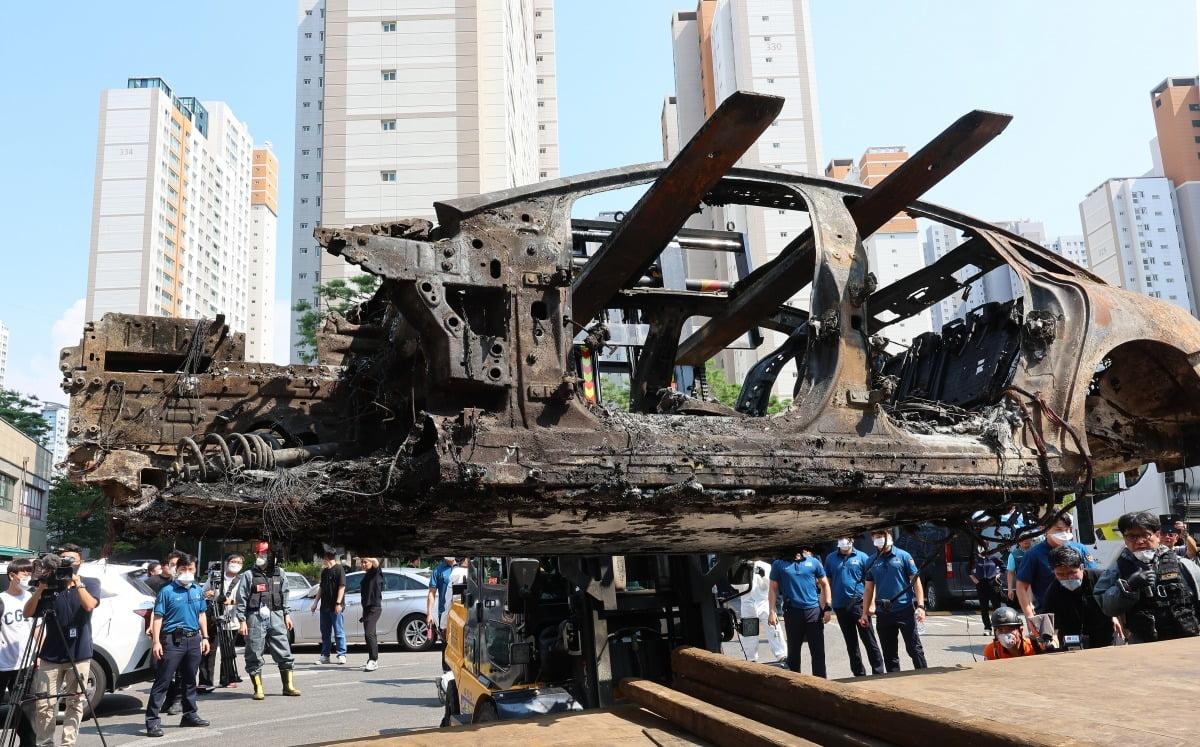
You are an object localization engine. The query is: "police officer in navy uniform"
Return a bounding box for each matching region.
[861,529,928,672]
[767,549,832,677]
[144,554,210,737]
[1095,511,1200,644]
[236,541,300,700]
[824,538,884,676]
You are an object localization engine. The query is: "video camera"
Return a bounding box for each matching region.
[31,553,76,593]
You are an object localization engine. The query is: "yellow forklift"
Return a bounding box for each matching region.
[438,555,756,726]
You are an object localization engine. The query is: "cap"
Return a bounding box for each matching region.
[1162,525,1180,534]
[254,541,270,554]
[444,556,456,563]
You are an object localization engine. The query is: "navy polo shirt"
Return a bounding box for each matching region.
[154,580,206,633]
[866,546,919,607]
[823,549,871,609]
[769,555,825,610]
[1016,540,1095,611]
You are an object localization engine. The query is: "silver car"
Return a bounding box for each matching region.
[292,567,434,652]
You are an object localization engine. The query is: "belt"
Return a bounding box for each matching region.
[166,629,200,637]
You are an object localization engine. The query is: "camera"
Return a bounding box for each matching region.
[31,553,76,593]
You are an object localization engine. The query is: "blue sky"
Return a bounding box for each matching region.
[0,1,1195,403]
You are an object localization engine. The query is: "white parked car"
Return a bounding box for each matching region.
[285,571,313,601]
[292,567,434,652]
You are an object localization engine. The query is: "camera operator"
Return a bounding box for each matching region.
[21,544,98,747]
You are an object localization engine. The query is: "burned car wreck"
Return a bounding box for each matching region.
[61,94,1200,554]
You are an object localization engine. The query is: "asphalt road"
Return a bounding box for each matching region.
[49,611,997,746]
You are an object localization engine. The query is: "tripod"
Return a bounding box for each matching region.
[0,587,108,747]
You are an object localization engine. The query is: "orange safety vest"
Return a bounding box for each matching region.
[983,637,1036,660]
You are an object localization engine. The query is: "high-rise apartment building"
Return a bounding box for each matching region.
[85,78,275,357]
[1049,235,1088,268]
[289,0,558,361]
[0,320,8,389]
[248,146,279,361]
[1151,77,1200,309]
[1080,176,1193,313]
[666,0,823,390]
[38,402,69,473]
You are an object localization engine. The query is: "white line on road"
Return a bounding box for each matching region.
[120,708,361,746]
[311,680,366,688]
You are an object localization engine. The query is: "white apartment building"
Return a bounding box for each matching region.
[85,78,275,356]
[248,145,279,362]
[1050,235,1088,268]
[289,0,558,361]
[0,320,8,389]
[38,402,69,473]
[1080,177,1193,314]
[667,0,823,392]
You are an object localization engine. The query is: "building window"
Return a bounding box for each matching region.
[21,486,43,520]
[303,101,311,108]
[381,171,397,182]
[535,33,542,39]
[537,101,544,108]
[762,15,769,20]
[382,21,396,32]
[382,70,396,81]
[539,171,547,178]
[1191,104,1200,111]
[301,173,309,180]
[536,55,543,62]
[764,36,771,41]
[772,142,780,148]
[305,32,312,38]
[0,474,14,511]
[381,120,396,130]
[765,57,773,62]
[299,272,308,279]
[302,125,310,132]
[539,147,546,154]
[304,78,311,85]
[304,55,312,62]
[538,124,545,131]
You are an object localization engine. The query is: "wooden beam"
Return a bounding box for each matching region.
[571,91,783,325]
[675,109,1012,366]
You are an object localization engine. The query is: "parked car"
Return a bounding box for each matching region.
[285,570,313,601]
[0,560,157,718]
[292,567,434,652]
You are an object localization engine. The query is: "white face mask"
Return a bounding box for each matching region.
[1049,531,1073,543]
[1058,578,1083,591]
[227,563,243,574]
[872,537,887,549]
[255,556,268,567]
[176,572,195,585]
[1133,549,1156,563]
[168,565,179,577]
[837,539,852,551]
[998,632,1019,648]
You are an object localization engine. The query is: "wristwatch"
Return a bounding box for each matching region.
[915,604,925,610]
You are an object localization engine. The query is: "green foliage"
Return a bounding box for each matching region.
[292,274,381,364]
[45,477,131,557]
[284,560,321,584]
[600,375,631,411]
[0,389,49,442]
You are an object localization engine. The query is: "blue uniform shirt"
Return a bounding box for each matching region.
[769,555,825,610]
[154,580,206,633]
[1016,540,1096,611]
[823,549,871,610]
[429,561,454,617]
[866,546,919,607]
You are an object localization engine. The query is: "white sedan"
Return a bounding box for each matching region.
[292,567,435,652]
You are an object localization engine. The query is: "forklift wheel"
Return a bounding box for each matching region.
[473,698,498,723]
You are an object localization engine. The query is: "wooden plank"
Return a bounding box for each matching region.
[620,678,818,747]
[675,110,1012,366]
[673,677,890,747]
[669,647,1080,747]
[571,91,783,325]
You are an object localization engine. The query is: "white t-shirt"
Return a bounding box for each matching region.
[439,566,470,629]
[0,589,34,671]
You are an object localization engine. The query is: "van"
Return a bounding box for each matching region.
[890,523,980,610]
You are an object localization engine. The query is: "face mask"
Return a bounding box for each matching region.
[1134,549,1156,563]
[998,632,1019,648]
[255,556,268,567]
[873,537,887,549]
[837,539,852,551]
[1058,578,1083,591]
[176,572,195,585]
[227,563,243,574]
[1049,531,1073,543]
[168,566,179,577]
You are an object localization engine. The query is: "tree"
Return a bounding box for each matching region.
[0,389,49,442]
[293,275,381,363]
[701,362,791,415]
[44,477,132,557]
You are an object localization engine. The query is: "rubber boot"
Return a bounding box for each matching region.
[281,669,301,696]
[250,674,265,700]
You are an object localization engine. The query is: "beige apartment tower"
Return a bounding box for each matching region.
[1151,77,1200,310]
[290,0,558,361]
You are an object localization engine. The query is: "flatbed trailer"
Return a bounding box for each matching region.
[315,640,1198,746]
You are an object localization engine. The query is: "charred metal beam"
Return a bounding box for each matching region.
[628,305,691,413]
[676,110,1012,365]
[571,91,783,324]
